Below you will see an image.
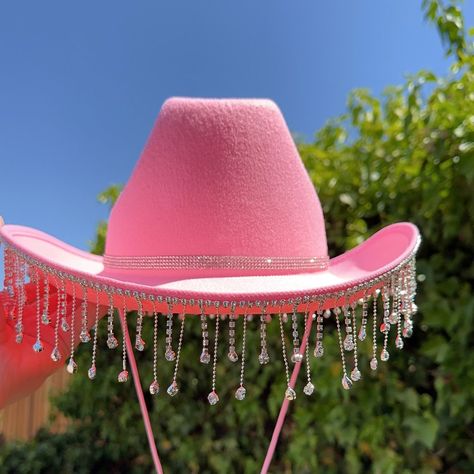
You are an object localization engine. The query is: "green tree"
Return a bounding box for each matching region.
[1,2,473,473]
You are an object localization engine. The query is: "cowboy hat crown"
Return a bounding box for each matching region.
[105,97,328,277]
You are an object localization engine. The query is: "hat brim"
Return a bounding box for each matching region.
[0,222,420,308]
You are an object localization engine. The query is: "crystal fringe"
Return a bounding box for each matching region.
[235,302,248,400]
[106,291,118,349]
[227,301,238,363]
[258,301,270,365]
[149,299,160,395]
[290,299,303,363]
[134,296,146,352]
[167,301,186,397]
[67,281,77,369]
[0,235,420,402]
[303,302,315,396]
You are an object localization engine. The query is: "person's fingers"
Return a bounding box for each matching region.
[0,215,4,226]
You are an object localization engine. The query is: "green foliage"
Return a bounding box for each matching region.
[89,184,123,256]
[1,3,473,473]
[423,0,469,59]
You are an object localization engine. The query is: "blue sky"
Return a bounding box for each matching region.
[0,0,473,254]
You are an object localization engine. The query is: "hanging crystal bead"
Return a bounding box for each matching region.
[80,329,91,343]
[135,337,145,352]
[314,342,324,358]
[200,349,211,364]
[235,386,247,401]
[107,335,119,349]
[351,368,361,381]
[32,339,43,352]
[388,312,398,324]
[149,380,160,395]
[343,335,354,351]
[395,335,404,349]
[380,348,390,361]
[50,347,61,362]
[285,387,296,400]
[207,390,220,405]
[118,370,129,383]
[67,358,78,374]
[380,322,390,333]
[342,374,353,390]
[88,365,97,380]
[291,350,303,363]
[165,347,176,361]
[258,349,270,365]
[167,381,179,397]
[303,382,315,396]
[61,317,70,332]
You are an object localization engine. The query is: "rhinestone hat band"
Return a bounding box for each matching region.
[103,254,330,271]
[0,236,420,405]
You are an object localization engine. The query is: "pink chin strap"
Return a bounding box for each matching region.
[119,309,314,474]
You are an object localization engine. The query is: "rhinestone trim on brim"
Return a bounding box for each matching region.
[0,235,421,314]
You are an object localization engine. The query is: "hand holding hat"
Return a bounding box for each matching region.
[0,217,106,409]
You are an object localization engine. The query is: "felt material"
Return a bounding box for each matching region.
[106,97,328,277]
[0,97,420,302]
[0,221,419,301]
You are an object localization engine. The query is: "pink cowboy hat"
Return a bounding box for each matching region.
[0,97,421,474]
[0,97,420,312]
